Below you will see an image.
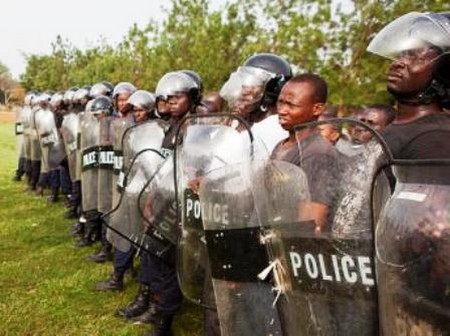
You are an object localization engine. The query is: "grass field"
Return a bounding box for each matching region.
[0,121,202,335]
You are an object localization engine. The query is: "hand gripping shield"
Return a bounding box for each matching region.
[375,117,450,335]
[104,120,166,253]
[80,111,100,212]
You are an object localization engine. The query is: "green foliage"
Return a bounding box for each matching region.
[0,121,202,335]
[19,0,450,107]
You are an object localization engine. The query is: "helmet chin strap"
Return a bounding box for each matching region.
[391,79,444,106]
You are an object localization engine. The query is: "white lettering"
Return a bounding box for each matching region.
[114,156,123,170]
[358,256,374,286]
[186,199,193,217]
[318,254,333,281]
[341,255,357,283]
[331,255,341,282]
[194,201,201,219]
[289,252,302,277]
[304,253,319,279]
[288,252,375,288]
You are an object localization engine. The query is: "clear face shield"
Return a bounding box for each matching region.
[220,66,275,118]
[367,12,450,66]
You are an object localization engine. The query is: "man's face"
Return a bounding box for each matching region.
[276,81,324,131]
[318,123,340,144]
[387,47,440,96]
[133,107,148,123]
[231,85,263,118]
[116,92,132,114]
[351,109,388,143]
[167,93,191,117]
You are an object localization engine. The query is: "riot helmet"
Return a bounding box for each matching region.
[90,81,114,98]
[112,82,137,115]
[155,71,201,117]
[124,90,156,123]
[180,70,203,95]
[90,95,113,118]
[112,82,137,98]
[367,12,450,107]
[24,91,38,106]
[63,88,78,107]
[50,92,64,111]
[220,53,292,120]
[38,92,52,108]
[73,88,91,109]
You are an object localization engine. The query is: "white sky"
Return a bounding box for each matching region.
[0,0,226,79]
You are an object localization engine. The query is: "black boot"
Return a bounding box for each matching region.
[117,285,152,319]
[65,207,78,219]
[75,222,96,247]
[89,244,113,263]
[143,313,174,336]
[70,218,85,237]
[129,303,160,325]
[47,190,59,203]
[95,273,124,291]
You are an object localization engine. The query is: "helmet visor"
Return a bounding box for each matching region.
[367,12,450,66]
[220,66,275,106]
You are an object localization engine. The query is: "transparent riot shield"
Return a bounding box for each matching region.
[37,109,65,170]
[22,106,32,163]
[15,106,25,159]
[254,118,391,336]
[104,120,166,253]
[30,107,42,163]
[376,161,450,335]
[97,116,115,214]
[174,114,256,310]
[111,116,134,210]
[61,112,80,182]
[80,111,100,212]
[137,157,178,261]
[198,159,290,336]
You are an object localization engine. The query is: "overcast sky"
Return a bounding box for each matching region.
[0,0,226,79]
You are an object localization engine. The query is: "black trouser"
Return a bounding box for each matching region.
[138,248,182,314]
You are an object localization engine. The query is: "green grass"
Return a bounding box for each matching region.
[0,121,202,336]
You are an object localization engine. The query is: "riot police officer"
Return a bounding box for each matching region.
[89,82,137,263]
[96,90,160,291]
[367,11,450,335]
[220,53,292,153]
[119,71,201,336]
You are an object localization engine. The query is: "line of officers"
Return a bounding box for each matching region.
[12,11,450,336]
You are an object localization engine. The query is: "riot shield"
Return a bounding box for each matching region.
[174,114,256,310]
[61,112,80,182]
[111,116,134,210]
[104,120,166,253]
[36,108,65,170]
[376,162,450,334]
[97,116,115,214]
[80,111,100,212]
[30,107,42,163]
[252,118,391,336]
[15,106,25,159]
[21,106,32,162]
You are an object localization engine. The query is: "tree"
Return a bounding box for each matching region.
[0,62,20,105]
